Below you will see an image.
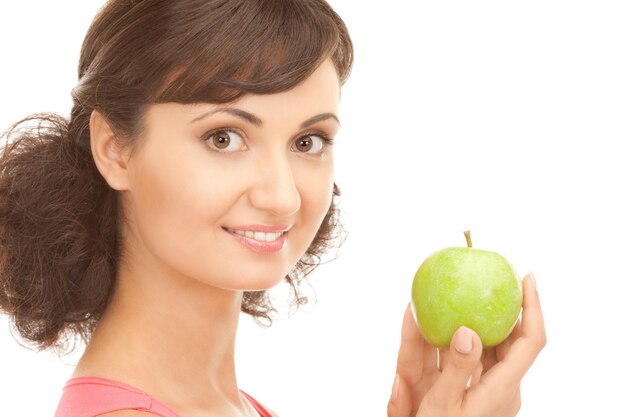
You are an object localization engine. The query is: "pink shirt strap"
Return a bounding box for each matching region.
[54,376,272,417]
[241,390,274,417]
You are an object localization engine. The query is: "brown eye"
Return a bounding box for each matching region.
[203,129,246,153]
[295,136,313,152]
[291,134,328,155]
[212,131,231,149]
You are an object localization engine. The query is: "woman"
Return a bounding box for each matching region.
[0,1,545,416]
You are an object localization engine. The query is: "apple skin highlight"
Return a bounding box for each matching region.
[411,246,523,348]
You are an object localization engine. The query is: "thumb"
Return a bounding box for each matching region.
[387,373,412,417]
[427,327,483,407]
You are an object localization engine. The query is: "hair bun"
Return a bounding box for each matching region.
[1,113,118,352]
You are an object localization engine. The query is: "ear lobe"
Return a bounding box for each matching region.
[89,110,131,191]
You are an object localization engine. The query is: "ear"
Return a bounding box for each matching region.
[89,110,131,191]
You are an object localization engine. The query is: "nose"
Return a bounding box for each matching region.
[248,152,301,218]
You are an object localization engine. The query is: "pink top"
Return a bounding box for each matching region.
[53,376,273,417]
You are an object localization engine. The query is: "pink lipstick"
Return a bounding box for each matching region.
[222,225,289,254]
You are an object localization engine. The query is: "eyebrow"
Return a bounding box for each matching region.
[189,108,262,125]
[301,112,340,128]
[189,108,340,128]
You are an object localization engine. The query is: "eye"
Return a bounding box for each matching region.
[202,129,246,153]
[291,134,333,156]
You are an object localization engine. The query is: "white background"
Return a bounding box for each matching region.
[1,1,625,416]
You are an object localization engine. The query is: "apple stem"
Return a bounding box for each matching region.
[464,230,472,248]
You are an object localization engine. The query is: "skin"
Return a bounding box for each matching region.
[79,56,546,416]
[388,273,547,417]
[79,59,341,417]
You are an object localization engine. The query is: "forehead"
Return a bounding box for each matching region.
[147,59,341,127]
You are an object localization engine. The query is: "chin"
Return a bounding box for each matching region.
[225,262,295,291]
[239,275,287,292]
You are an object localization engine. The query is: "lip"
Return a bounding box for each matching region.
[224,224,291,233]
[223,227,288,254]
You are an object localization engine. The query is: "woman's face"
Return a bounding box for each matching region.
[121,59,341,292]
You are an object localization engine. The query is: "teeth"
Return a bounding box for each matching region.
[227,228,284,242]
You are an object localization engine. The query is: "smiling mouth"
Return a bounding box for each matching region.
[222,227,286,242]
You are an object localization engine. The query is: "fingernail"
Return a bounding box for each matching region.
[454,326,473,354]
[391,373,399,401]
[528,271,537,290]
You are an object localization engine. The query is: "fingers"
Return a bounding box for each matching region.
[480,348,497,375]
[422,343,439,377]
[438,348,448,371]
[440,345,484,386]
[496,320,522,362]
[520,273,547,349]
[446,347,484,387]
[481,273,547,388]
[395,303,426,390]
[387,373,412,417]
[426,326,483,407]
[395,303,440,389]
[469,359,484,386]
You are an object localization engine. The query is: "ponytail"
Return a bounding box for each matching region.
[0,112,119,351]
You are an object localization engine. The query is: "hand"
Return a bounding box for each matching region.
[388,274,546,417]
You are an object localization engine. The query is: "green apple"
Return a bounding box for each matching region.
[411,231,522,348]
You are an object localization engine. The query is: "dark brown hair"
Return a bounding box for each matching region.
[0,0,353,352]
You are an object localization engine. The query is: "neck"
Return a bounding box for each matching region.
[74,254,246,414]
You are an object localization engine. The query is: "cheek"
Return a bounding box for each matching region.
[128,133,245,223]
[131,160,204,226]
[297,162,335,234]
[124,149,248,287]
[126,144,228,261]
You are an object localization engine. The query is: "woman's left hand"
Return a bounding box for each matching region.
[387,274,546,417]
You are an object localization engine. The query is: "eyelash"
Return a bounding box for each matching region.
[201,128,335,155]
[311,132,333,144]
[200,128,243,151]
[297,132,335,150]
